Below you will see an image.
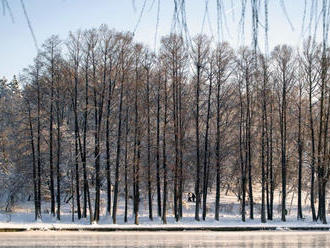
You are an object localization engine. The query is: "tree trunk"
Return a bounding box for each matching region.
[308,63,317,221]
[112,73,124,224]
[27,101,38,220]
[92,51,106,222]
[246,73,253,220]
[93,63,100,223]
[215,72,221,221]
[260,104,266,223]
[105,84,112,217]
[133,60,140,225]
[105,59,113,217]
[82,57,89,219]
[202,67,212,220]
[124,98,129,223]
[269,91,274,220]
[70,164,75,222]
[146,67,153,221]
[56,85,61,221]
[162,74,168,224]
[49,53,55,217]
[73,61,81,220]
[239,81,246,222]
[261,57,267,223]
[172,67,179,222]
[280,72,287,222]
[156,74,162,218]
[195,63,201,221]
[297,85,303,220]
[36,66,42,219]
[178,77,183,219]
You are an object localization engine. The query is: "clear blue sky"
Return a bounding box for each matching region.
[0,0,318,80]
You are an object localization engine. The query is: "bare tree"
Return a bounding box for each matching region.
[191,35,210,221]
[272,45,295,222]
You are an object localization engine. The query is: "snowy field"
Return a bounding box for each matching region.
[0,189,329,230]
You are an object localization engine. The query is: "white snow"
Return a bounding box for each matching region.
[0,189,329,230]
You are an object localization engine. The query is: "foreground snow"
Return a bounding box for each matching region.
[0,218,330,230]
[1,215,330,231]
[1,190,329,230]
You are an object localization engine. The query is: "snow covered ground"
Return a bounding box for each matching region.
[0,189,329,230]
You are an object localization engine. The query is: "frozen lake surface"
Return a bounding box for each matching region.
[0,231,329,247]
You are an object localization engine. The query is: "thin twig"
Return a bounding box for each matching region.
[20,0,39,51]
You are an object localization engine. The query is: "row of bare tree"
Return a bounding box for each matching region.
[0,25,329,224]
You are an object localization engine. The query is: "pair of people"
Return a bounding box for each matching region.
[187,192,196,202]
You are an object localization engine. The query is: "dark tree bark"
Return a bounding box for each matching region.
[239,79,246,222]
[178,73,184,220]
[49,47,55,217]
[297,82,303,220]
[156,73,162,218]
[133,52,141,225]
[70,164,75,222]
[105,76,112,218]
[280,71,287,222]
[214,68,221,221]
[124,96,129,223]
[317,2,330,224]
[90,35,106,222]
[269,88,274,220]
[112,70,124,224]
[73,63,81,220]
[134,109,141,225]
[317,48,328,224]
[171,61,179,222]
[261,107,266,223]
[261,56,268,223]
[272,45,295,222]
[202,62,213,221]
[55,75,62,221]
[93,62,100,223]
[145,64,153,221]
[82,48,89,220]
[36,60,42,220]
[265,95,271,220]
[42,36,62,218]
[246,69,253,220]
[81,50,94,223]
[307,52,317,221]
[68,32,82,220]
[162,73,168,224]
[214,44,232,220]
[194,61,201,222]
[273,46,293,222]
[101,33,113,217]
[27,100,39,220]
[82,47,94,222]
[192,36,210,222]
